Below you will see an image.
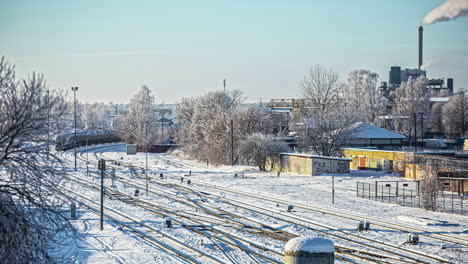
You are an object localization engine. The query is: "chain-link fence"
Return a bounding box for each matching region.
[356,180,466,215]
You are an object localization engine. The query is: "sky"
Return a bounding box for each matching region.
[1,0,467,104]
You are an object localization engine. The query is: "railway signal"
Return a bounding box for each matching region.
[98,159,106,230]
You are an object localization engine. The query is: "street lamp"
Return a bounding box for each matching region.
[71,86,78,171]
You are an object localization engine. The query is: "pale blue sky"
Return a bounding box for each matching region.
[1,0,467,103]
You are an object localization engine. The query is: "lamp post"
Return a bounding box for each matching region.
[71,87,78,171]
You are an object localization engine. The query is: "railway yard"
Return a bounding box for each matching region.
[58,144,467,263]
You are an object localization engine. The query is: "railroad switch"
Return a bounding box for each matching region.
[160,173,164,179]
[134,189,140,196]
[70,202,76,219]
[407,233,419,245]
[181,177,184,183]
[166,218,173,228]
[187,179,191,184]
[357,221,370,231]
[287,204,294,212]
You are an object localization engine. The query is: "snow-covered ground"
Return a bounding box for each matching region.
[59,144,468,263]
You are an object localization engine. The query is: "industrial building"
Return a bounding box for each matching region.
[380,26,455,102]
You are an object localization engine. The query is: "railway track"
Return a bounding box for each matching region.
[153,152,468,247]
[61,187,224,264]
[63,146,394,263]
[62,144,461,263]
[64,175,289,263]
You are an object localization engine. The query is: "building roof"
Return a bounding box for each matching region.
[279,152,352,161]
[430,97,450,103]
[349,122,406,139]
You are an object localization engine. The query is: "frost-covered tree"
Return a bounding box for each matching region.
[81,102,109,130]
[430,103,445,135]
[176,90,244,165]
[118,85,157,146]
[345,70,385,125]
[442,90,468,137]
[392,76,431,140]
[0,57,72,263]
[297,65,359,156]
[239,133,288,171]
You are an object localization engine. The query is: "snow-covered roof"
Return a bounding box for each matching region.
[430,97,450,103]
[285,237,334,253]
[279,152,352,161]
[349,122,406,139]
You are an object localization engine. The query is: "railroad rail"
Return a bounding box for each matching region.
[60,144,461,263]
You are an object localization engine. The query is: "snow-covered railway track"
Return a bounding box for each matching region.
[69,147,382,263]
[152,152,468,248]
[83,154,438,263]
[60,186,225,264]
[63,173,285,263]
[63,145,461,263]
[92,149,457,263]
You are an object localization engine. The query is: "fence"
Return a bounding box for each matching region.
[356,180,466,215]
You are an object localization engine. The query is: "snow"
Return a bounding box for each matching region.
[284,236,334,253]
[430,97,450,103]
[349,122,406,139]
[278,152,352,161]
[56,143,468,263]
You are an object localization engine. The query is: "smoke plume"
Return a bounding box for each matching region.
[422,0,468,25]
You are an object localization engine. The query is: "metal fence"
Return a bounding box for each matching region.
[356,180,466,215]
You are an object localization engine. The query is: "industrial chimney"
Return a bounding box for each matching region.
[418,26,423,70]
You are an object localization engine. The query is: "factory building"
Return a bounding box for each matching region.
[380,26,455,101]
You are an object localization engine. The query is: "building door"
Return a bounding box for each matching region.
[359,157,366,170]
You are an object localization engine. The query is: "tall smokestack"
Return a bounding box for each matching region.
[418,26,423,70]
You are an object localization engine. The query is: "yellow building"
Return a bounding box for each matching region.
[340,148,408,173]
[267,153,351,176]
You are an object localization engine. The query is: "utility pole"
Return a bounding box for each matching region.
[461,91,466,136]
[419,112,424,145]
[145,123,149,197]
[86,139,89,176]
[161,101,164,142]
[98,159,106,230]
[71,87,78,171]
[413,113,417,152]
[47,90,50,161]
[230,119,234,166]
[332,159,335,204]
[223,79,226,93]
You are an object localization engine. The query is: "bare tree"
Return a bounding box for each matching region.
[420,159,440,211]
[430,103,444,136]
[176,90,244,165]
[81,102,110,130]
[118,85,158,147]
[392,76,431,139]
[0,57,72,263]
[297,65,358,156]
[345,70,386,125]
[239,133,288,171]
[442,90,468,137]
